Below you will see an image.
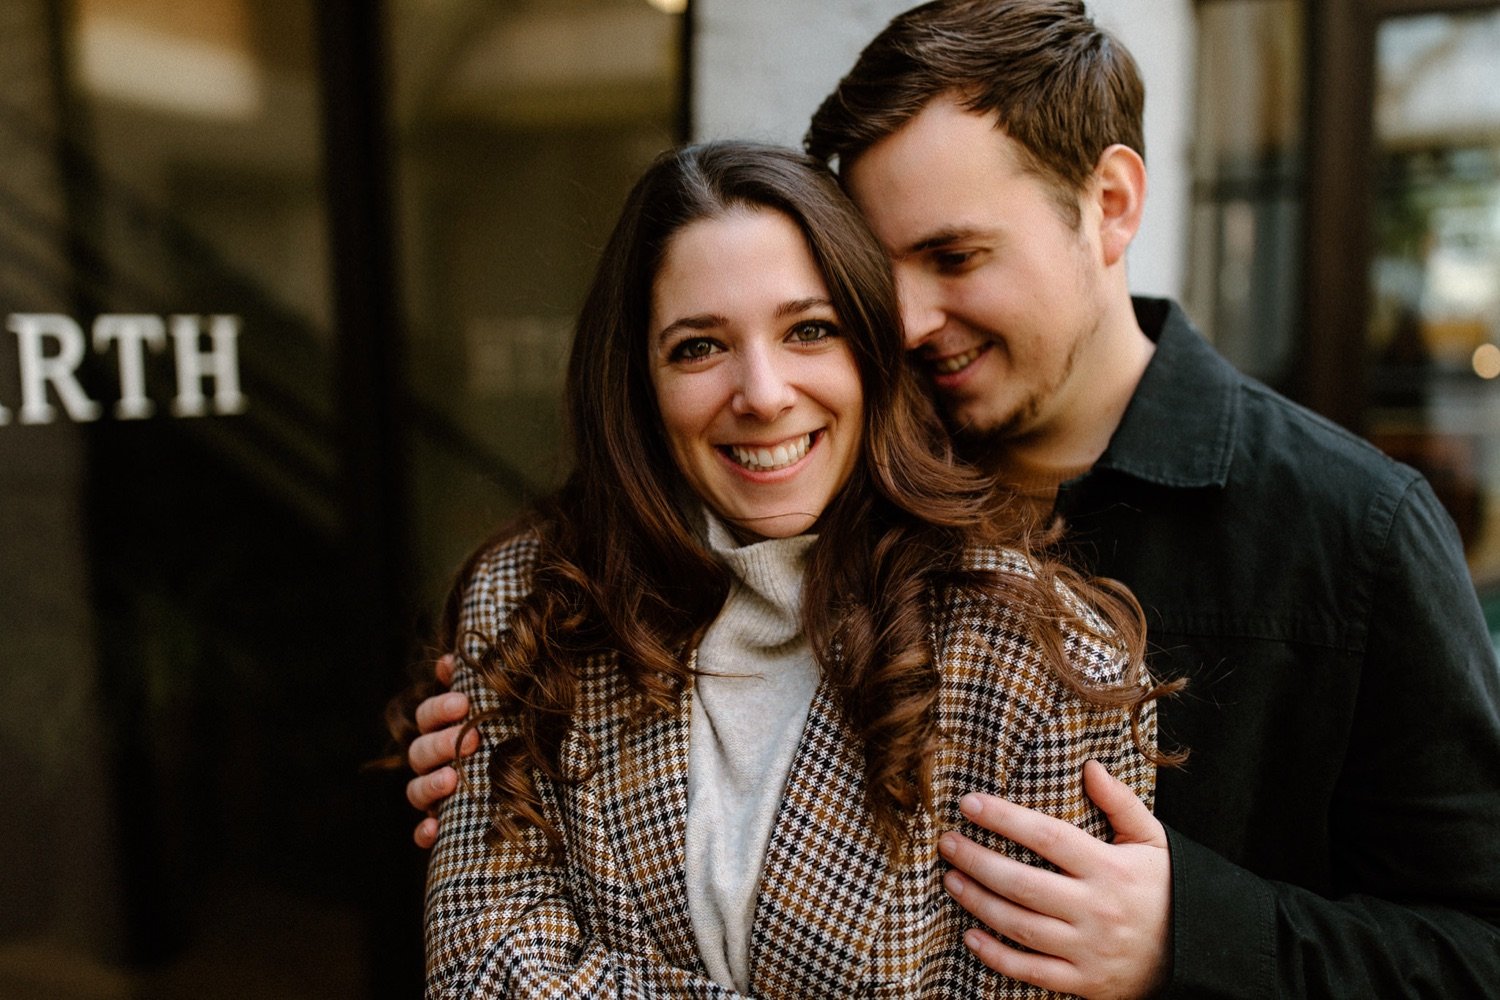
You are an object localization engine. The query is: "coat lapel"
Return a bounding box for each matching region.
[748,677,891,997]
[595,679,703,972]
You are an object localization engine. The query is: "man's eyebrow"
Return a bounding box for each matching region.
[896,227,988,258]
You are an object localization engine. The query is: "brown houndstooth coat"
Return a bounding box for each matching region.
[426,534,1156,998]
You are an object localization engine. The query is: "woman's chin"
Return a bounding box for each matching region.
[719,509,820,544]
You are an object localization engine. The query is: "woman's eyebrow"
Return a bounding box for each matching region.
[656,312,728,342]
[775,296,834,318]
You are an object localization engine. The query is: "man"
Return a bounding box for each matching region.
[403,2,1500,996]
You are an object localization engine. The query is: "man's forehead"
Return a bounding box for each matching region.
[844,155,993,252]
[842,102,1032,249]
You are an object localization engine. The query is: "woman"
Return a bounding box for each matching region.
[423,142,1167,998]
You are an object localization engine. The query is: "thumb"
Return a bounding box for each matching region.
[1083,759,1165,848]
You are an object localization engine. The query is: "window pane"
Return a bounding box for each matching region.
[0,0,375,994]
[1366,10,1500,584]
[1186,0,1304,388]
[385,0,684,602]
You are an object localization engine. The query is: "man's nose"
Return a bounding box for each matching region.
[896,270,944,349]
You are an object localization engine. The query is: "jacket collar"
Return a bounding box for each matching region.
[1088,297,1240,489]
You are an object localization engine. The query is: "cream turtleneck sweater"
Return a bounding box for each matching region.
[685,514,819,993]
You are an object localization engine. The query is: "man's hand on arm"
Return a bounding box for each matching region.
[406,653,477,849]
[940,760,1171,1000]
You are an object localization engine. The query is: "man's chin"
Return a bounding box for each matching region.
[945,412,1010,460]
[941,398,1034,459]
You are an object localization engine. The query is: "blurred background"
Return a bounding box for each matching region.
[0,0,1495,996]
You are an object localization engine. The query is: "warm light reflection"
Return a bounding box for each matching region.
[1472,343,1500,379]
[644,0,687,13]
[74,0,262,120]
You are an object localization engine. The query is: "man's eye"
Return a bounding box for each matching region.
[669,338,719,361]
[789,321,838,343]
[933,250,975,271]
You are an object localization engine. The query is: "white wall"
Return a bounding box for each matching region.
[691,0,1195,300]
[1089,0,1194,299]
[693,0,915,147]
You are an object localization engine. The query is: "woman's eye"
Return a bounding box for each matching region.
[669,337,719,362]
[788,321,838,343]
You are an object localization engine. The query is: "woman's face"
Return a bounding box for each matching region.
[648,207,864,540]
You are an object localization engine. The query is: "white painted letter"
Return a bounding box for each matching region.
[93,314,166,419]
[170,314,246,417]
[10,313,102,424]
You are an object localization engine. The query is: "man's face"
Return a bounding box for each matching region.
[844,94,1109,445]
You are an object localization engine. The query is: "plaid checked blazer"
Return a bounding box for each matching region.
[426,533,1156,999]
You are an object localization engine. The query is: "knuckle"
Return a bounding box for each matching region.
[1032,822,1067,858]
[408,734,436,773]
[996,913,1037,950]
[947,835,980,871]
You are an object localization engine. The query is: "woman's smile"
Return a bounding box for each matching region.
[720,430,819,474]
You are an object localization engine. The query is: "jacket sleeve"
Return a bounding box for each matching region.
[424,544,749,1000]
[1162,477,1500,998]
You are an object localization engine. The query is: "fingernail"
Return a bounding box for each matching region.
[944,870,964,897]
[964,930,984,952]
[938,833,959,858]
[960,794,982,818]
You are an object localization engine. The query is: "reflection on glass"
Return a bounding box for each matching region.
[1367,10,1500,581]
[0,0,371,993]
[385,0,684,599]
[1185,0,1304,388]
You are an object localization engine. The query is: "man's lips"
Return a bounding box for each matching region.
[923,343,989,376]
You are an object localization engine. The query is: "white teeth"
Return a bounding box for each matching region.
[728,433,813,471]
[933,346,983,374]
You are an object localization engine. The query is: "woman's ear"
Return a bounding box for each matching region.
[1091,144,1147,268]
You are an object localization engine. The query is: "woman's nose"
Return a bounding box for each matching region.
[731,348,797,419]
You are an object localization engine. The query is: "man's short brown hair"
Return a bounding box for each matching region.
[806,0,1144,216]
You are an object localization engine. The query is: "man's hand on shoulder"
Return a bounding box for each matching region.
[406,653,476,849]
[940,760,1171,999]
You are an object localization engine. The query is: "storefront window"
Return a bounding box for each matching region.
[385,0,685,603]
[0,0,686,995]
[1366,9,1500,585]
[1185,0,1305,389]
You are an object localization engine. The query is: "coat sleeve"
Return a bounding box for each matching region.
[423,541,750,1000]
[1161,476,1500,999]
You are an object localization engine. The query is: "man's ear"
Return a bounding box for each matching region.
[1091,144,1147,267]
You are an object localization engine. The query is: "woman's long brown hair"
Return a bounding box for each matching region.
[436,142,1176,860]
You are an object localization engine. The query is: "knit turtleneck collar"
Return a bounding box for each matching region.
[704,510,816,632]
